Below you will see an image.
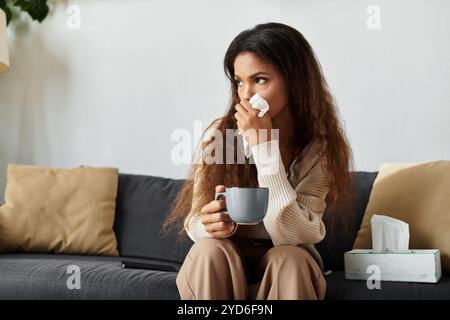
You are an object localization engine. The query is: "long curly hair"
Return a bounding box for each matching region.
[163,22,356,244]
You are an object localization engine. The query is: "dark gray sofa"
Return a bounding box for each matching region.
[0,171,448,299]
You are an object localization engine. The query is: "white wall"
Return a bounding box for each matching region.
[1,0,449,202]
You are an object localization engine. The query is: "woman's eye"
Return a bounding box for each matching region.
[235,78,267,87]
[256,77,267,84]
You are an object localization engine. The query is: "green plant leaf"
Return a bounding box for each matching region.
[4,6,12,25]
[28,0,49,22]
[0,1,12,25]
[14,0,49,22]
[14,0,31,11]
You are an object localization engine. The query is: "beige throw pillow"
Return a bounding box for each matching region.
[353,160,450,274]
[0,163,119,256]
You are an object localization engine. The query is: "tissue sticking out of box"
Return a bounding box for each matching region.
[371,214,410,253]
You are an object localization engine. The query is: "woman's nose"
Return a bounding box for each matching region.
[241,83,255,100]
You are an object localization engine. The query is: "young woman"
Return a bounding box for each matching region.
[164,22,355,300]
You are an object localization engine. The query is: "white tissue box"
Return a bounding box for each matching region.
[344,249,442,283]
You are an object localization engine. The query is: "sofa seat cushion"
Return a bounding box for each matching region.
[325,271,450,299]
[0,253,180,300]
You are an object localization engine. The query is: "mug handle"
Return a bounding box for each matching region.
[214,192,228,215]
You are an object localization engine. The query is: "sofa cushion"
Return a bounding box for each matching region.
[0,253,180,299]
[113,173,193,264]
[353,161,450,274]
[325,271,450,299]
[316,172,378,271]
[0,164,119,256]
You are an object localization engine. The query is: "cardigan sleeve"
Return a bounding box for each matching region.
[250,139,329,246]
[184,176,213,242]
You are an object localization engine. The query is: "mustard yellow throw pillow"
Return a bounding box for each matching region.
[353,160,450,274]
[0,163,119,256]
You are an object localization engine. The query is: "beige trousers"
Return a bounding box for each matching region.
[176,238,326,300]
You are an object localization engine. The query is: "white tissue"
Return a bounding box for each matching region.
[238,93,270,158]
[249,92,270,117]
[371,214,410,253]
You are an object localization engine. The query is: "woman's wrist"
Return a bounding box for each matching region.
[247,128,274,147]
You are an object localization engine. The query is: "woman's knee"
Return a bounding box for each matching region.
[259,246,326,300]
[263,245,316,271]
[188,238,238,261]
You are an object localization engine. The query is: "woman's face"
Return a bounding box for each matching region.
[233,52,289,119]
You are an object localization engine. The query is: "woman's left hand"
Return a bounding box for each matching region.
[234,99,273,147]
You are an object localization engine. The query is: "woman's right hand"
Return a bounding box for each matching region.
[200,185,237,239]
